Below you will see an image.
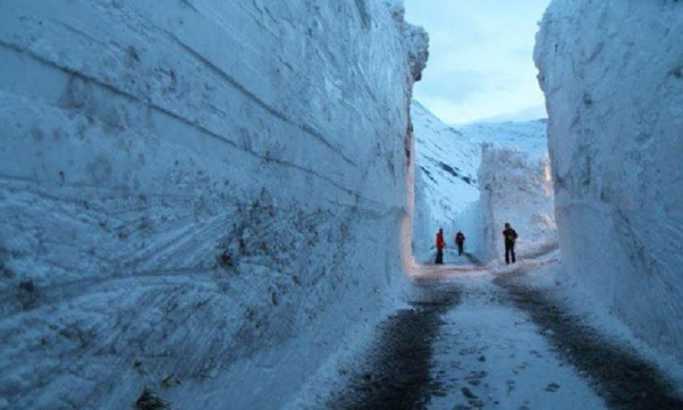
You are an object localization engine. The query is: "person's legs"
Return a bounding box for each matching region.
[511,245,516,263]
[457,244,463,255]
[505,244,511,264]
[436,249,443,264]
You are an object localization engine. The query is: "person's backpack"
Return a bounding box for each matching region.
[504,229,517,241]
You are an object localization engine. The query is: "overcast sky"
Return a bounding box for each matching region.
[404,1,551,124]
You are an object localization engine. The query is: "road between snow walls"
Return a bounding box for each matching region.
[289,254,683,410]
[291,2,683,409]
[0,2,427,409]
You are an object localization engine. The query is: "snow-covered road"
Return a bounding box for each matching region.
[425,272,604,410]
[311,257,683,410]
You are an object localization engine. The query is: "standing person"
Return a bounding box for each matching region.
[435,228,445,264]
[455,231,466,256]
[502,223,518,264]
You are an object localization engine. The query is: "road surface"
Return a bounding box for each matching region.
[321,255,683,410]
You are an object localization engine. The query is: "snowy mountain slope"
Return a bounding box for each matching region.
[411,100,553,263]
[0,2,427,409]
[459,119,549,162]
[536,0,683,363]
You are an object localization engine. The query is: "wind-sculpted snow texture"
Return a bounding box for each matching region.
[535,1,683,362]
[0,1,427,409]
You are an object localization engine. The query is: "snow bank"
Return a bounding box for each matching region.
[478,145,557,262]
[0,2,427,408]
[535,1,683,361]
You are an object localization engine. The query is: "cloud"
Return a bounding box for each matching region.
[404,0,551,124]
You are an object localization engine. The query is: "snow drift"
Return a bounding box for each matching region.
[0,2,427,409]
[535,1,683,361]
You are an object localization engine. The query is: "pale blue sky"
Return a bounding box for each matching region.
[404,1,551,124]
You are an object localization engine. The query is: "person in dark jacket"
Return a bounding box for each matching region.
[502,223,518,264]
[455,231,465,256]
[435,228,445,264]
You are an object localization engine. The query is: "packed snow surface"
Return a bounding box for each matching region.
[0,1,427,409]
[535,0,683,362]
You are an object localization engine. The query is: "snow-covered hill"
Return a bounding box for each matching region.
[536,0,683,363]
[411,100,553,263]
[458,119,549,162]
[0,2,427,409]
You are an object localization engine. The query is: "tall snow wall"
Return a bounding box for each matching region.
[478,145,556,263]
[410,101,481,262]
[535,1,683,361]
[0,2,427,409]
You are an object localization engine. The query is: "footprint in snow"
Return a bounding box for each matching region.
[545,382,561,392]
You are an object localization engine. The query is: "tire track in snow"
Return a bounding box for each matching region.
[495,273,683,410]
[327,282,461,410]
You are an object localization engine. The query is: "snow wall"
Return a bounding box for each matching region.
[0,2,427,409]
[410,101,481,262]
[478,145,557,263]
[535,1,683,361]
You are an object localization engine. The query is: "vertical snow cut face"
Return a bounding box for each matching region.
[0,1,427,409]
[535,1,683,361]
[411,101,480,261]
[478,145,557,262]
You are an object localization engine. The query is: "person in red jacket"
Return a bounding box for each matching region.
[435,228,445,264]
[455,231,466,256]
